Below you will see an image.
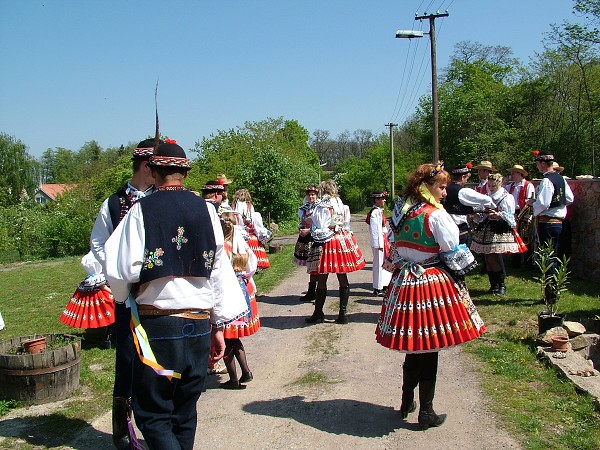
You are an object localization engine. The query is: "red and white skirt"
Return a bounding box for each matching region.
[247,234,271,269]
[376,266,485,352]
[224,276,260,339]
[307,230,366,274]
[60,284,115,329]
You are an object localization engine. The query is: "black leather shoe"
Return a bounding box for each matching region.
[418,410,446,430]
[239,372,253,383]
[399,401,417,419]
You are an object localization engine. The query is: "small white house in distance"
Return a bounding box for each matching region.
[34,184,75,204]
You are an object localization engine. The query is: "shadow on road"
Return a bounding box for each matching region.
[242,395,422,436]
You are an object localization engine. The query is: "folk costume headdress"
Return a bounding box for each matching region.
[148,140,191,170]
[371,190,387,199]
[533,149,554,162]
[202,179,226,194]
[132,138,163,160]
[217,174,233,185]
[452,162,473,175]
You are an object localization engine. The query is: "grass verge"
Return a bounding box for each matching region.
[463,267,600,450]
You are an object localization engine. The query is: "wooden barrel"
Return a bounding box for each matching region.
[0,333,81,404]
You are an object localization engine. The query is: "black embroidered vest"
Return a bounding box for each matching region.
[138,189,217,284]
[443,183,474,215]
[108,184,133,229]
[544,172,567,208]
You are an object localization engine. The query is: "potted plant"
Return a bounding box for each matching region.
[534,241,570,334]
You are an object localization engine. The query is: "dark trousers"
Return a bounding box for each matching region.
[132,315,211,450]
[538,222,563,273]
[113,302,134,398]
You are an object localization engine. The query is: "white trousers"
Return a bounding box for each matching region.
[372,248,392,290]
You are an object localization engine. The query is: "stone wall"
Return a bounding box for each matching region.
[567,179,600,280]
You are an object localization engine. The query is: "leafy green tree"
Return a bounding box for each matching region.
[235,146,311,224]
[189,117,320,205]
[0,133,40,207]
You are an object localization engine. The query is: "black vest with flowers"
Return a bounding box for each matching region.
[138,189,216,284]
[544,172,567,208]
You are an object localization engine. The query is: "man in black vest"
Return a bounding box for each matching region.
[104,140,247,450]
[90,138,161,449]
[527,150,574,302]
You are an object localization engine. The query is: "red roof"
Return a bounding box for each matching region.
[38,184,76,200]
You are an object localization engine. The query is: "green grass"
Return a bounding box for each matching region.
[463,266,600,450]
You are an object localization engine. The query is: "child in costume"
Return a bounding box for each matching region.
[219,211,261,389]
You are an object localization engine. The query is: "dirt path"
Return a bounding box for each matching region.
[39,216,522,449]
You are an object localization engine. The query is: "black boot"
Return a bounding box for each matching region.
[418,379,446,430]
[335,286,350,324]
[399,364,419,419]
[298,281,317,302]
[495,272,506,296]
[305,289,326,323]
[112,396,131,450]
[487,272,498,294]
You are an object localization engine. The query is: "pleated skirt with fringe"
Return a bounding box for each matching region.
[376,266,485,352]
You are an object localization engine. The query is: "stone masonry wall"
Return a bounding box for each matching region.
[567,179,600,281]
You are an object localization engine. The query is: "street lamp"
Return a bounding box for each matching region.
[396,11,448,163]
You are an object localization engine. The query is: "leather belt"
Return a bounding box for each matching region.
[137,304,210,319]
[538,216,562,224]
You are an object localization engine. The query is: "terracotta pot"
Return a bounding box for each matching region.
[551,336,569,352]
[22,337,46,354]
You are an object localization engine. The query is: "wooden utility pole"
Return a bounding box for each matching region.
[415,11,448,163]
[385,123,397,199]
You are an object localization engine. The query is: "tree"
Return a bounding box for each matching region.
[0,133,40,207]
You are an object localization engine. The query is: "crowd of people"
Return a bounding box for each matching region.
[56,139,575,446]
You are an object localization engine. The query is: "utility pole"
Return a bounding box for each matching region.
[415,11,448,163]
[385,123,397,199]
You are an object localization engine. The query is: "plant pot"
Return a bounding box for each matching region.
[22,337,46,354]
[538,312,565,334]
[551,336,569,352]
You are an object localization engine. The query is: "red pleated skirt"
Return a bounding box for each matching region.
[224,277,260,339]
[308,230,366,274]
[376,266,485,352]
[247,234,271,269]
[60,285,115,329]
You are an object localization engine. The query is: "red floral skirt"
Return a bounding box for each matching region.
[60,285,115,329]
[307,230,366,274]
[376,266,485,352]
[247,234,271,269]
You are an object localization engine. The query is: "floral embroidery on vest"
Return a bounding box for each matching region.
[172,226,188,250]
[143,248,164,269]
[203,250,215,270]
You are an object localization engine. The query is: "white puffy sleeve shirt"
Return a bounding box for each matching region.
[533,176,574,219]
[104,200,247,326]
[369,206,385,249]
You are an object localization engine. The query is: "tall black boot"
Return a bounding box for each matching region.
[417,378,446,430]
[305,289,326,323]
[487,272,498,294]
[495,272,506,296]
[399,363,419,419]
[112,396,131,449]
[298,281,317,302]
[335,286,350,324]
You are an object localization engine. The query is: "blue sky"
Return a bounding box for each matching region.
[0,0,584,158]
